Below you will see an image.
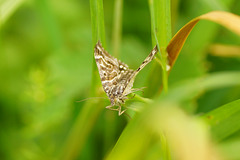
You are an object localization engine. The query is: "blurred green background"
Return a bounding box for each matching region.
[1,0,240,159]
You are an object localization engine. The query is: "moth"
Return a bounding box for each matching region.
[94,41,158,115]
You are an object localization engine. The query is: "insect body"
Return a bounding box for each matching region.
[94,41,157,115]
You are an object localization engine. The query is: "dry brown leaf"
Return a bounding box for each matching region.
[208,44,240,57]
[167,11,240,68]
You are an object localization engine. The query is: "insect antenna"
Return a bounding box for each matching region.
[131,87,147,93]
[76,97,108,103]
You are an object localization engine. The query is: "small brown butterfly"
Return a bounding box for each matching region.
[94,41,158,115]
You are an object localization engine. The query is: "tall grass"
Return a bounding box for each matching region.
[149,0,171,92]
[144,0,171,97]
[62,0,106,159]
[112,0,123,57]
[90,0,106,96]
[63,0,240,159]
[1,0,240,160]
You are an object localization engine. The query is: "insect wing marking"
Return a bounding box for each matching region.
[94,41,158,115]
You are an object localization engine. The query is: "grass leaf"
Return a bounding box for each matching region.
[167,11,240,69]
[201,99,240,141]
[0,0,25,28]
[62,0,106,159]
[112,0,123,57]
[160,71,240,103]
[145,0,172,96]
[106,102,220,160]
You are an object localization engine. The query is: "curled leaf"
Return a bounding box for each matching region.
[167,11,240,68]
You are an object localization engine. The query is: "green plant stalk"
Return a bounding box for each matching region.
[112,0,123,57]
[61,0,106,159]
[97,0,106,46]
[144,4,163,98]
[90,0,99,96]
[154,0,171,92]
[90,0,106,96]
[102,0,123,153]
[105,114,155,160]
[148,0,172,159]
[90,0,98,47]
[134,94,153,104]
[171,0,180,32]
[62,100,104,160]
[145,0,163,98]
[148,0,172,93]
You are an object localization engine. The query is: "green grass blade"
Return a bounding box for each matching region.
[105,115,156,160]
[96,0,106,46]
[62,0,106,159]
[90,0,106,96]
[90,0,98,47]
[0,0,25,28]
[145,0,163,98]
[201,99,240,141]
[112,0,123,57]
[90,0,106,46]
[90,0,100,96]
[147,0,172,95]
[62,101,104,160]
[160,72,240,103]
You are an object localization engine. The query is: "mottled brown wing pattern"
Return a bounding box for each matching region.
[94,41,158,115]
[94,41,120,94]
[94,42,130,99]
[136,45,158,73]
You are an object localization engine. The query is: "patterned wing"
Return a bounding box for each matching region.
[94,41,130,100]
[94,41,158,106]
[136,45,158,73]
[122,45,158,96]
[109,65,135,98]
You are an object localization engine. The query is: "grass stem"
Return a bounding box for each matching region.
[148,0,172,93]
[112,0,123,57]
[61,0,107,159]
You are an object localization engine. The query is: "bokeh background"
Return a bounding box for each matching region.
[1,0,240,159]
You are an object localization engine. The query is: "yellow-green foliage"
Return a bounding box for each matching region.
[0,0,240,160]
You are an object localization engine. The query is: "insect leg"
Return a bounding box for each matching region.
[106,105,119,111]
[118,105,127,116]
[106,105,127,116]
